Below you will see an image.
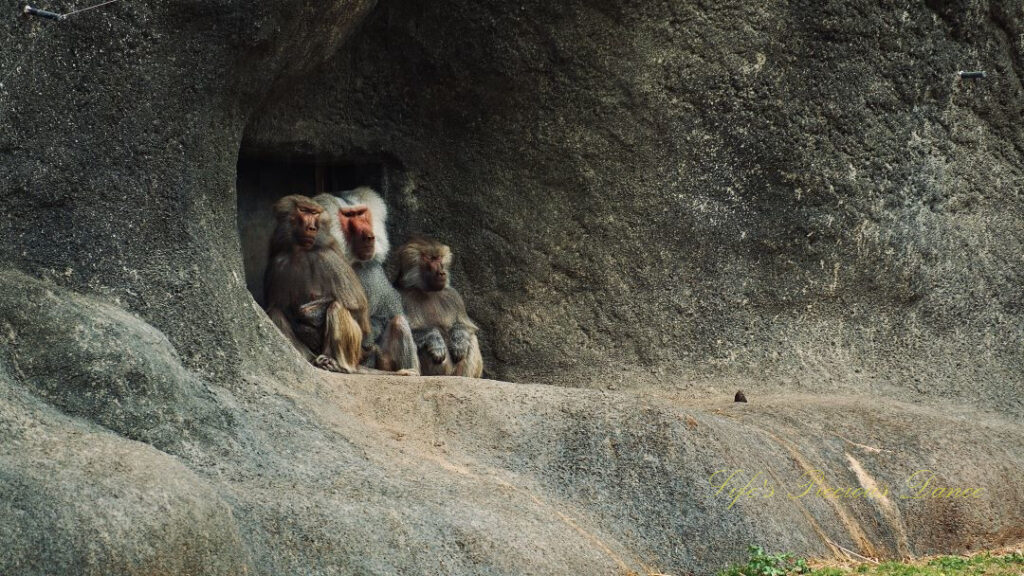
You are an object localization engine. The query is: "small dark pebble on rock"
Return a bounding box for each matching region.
[735,390,747,403]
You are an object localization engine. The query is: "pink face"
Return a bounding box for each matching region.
[338,206,376,261]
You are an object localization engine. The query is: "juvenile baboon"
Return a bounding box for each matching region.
[395,237,483,378]
[314,188,419,374]
[263,194,370,373]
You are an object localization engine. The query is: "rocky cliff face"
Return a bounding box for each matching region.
[244,0,1024,407]
[1,0,1022,574]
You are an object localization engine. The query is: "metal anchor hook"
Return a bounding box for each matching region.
[20,0,119,21]
[22,4,65,20]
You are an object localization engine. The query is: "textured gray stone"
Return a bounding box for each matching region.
[244,0,1024,409]
[1,0,1022,574]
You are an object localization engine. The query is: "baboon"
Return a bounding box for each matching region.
[395,237,483,378]
[314,188,419,374]
[263,194,369,373]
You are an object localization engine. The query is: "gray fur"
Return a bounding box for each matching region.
[322,186,418,372]
[449,322,474,363]
[352,259,414,369]
[414,327,449,365]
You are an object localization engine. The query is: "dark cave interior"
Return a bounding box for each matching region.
[236,154,390,306]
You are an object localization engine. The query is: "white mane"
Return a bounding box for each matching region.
[312,187,391,265]
[337,186,391,263]
[311,193,352,263]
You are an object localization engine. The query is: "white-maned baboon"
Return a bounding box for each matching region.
[314,188,419,374]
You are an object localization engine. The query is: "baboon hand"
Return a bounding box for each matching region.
[423,331,448,364]
[450,328,472,363]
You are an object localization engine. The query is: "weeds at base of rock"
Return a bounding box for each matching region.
[704,545,1024,576]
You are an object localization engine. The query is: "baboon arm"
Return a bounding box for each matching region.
[295,297,333,326]
[452,333,483,378]
[378,315,420,374]
[449,322,475,362]
[447,290,479,331]
[355,305,372,338]
[267,307,317,362]
[369,316,387,344]
[362,315,381,353]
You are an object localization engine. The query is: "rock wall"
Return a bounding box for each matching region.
[245,0,1024,411]
[0,0,378,381]
[1,0,1022,574]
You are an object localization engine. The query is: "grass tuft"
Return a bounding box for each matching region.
[711,547,1023,576]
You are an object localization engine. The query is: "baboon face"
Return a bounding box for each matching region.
[397,238,452,292]
[290,202,322,250]
[339,206,376,261]
[421,253,448,291]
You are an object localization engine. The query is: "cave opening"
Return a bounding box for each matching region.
[236,152,398,307]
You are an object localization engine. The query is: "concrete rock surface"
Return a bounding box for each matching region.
[1,0,1022,574]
